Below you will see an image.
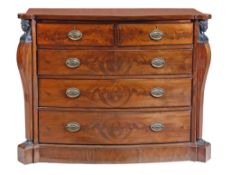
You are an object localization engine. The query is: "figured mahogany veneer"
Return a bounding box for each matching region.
[38,49,192,75]
[17,8,211,164]
[39,110,190,144]
[118,23,193,46]
[39,78,191,108]
[37,24,114,46]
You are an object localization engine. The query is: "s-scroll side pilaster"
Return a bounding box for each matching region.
[17,19,33,142]
[196,20,211,140]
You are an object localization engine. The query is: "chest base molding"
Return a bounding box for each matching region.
[18,140,210,164]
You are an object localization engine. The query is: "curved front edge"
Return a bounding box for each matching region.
[17,19,33,164]
[196,20,211,161]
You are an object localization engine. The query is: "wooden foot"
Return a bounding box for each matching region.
[196,139,211,162]
[18,141,34,164]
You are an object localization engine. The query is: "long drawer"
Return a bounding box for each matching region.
[38,49,192,76]
[39,110,191,144]
[39,78,191,108]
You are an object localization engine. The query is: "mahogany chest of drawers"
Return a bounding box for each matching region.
[17,8,211,164]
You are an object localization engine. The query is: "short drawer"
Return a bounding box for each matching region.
[37,23,114,46]
[118,23,193,46]
[39,78,191,108]
[39,110,191,144]
[38,49,192,75]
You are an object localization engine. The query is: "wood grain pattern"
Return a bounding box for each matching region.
[39,78,191,108]
[39,110,190,144]
[17,42,33,141]
[38,49,192,76]
[118,23,193,46]
[37,23,114,46]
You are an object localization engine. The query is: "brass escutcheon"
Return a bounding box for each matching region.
[151,88,165,98]
[65,122,81,132]
[150,122,164,132]
[150,27,164,41]
[151,57,165,68]
[66,87,80,98]
[66,58,80,68]
[68,28,82,41]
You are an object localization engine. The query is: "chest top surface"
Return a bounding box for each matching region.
[18,8,211,20]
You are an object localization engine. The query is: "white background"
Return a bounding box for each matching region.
[0,0,229,175]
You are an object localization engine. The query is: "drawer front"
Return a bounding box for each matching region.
[39,110,191,144]
[118,23,193,46]
[39,79,191,108]
[38,49,192,75]
[37,24,114,46]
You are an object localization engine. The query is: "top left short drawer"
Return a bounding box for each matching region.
[37,23,114,46]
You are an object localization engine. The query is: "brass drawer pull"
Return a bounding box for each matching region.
[66,58,80,68]
[65,122,81,132]
[66,88,80,98]
[151,88,165,98]
[150,122,164,132]
[151,58,165,68]
[150,27,164,41]
[68,28,82,41]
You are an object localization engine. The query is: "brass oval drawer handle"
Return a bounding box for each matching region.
[68,29,82,41]
[151,88,165,98]
[150,28,164,41]
[151,58,165,68]
[66,87,80,98]
[66,58,80,68]
[65,122,81,132]
[150,122,164,132]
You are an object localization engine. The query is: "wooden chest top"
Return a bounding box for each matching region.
[19,8,211,20]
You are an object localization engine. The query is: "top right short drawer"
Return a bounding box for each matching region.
[118,23,193,46]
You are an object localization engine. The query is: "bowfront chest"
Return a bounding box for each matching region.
[17,8,211,164]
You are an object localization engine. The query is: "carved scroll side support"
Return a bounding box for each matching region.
[17,19,34,164]
[195,20,211,162]
[197,42,211,138]
[196,20,211,140]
